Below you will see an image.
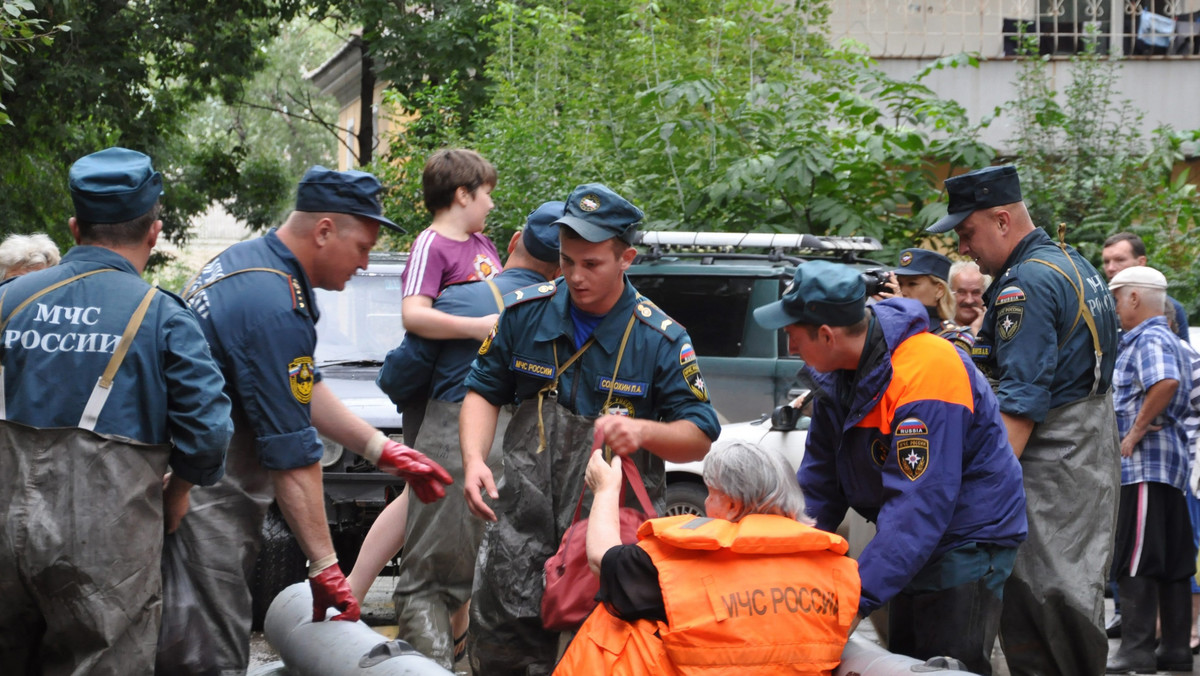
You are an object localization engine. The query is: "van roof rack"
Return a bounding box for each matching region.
[633,231,882,253]
[632,231,883,265]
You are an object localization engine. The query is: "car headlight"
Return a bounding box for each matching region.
[319,436,344,468]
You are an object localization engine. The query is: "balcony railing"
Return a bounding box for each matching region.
[828,1,1200,59]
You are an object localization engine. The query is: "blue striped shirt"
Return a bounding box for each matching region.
[1114,316,1197,490]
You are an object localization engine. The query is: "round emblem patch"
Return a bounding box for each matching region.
[579,194,601,212]
[605,396,636,417]
[899,251,913,266]
[288,357,315,404]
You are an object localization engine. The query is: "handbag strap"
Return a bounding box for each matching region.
[568,454,658,526]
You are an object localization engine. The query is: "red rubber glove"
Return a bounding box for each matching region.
[377,440,454,503]
[309,563,360,622]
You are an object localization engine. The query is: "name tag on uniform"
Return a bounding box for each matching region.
[595,377,648,397]
[971,344,991,359]
[511,355,555,379]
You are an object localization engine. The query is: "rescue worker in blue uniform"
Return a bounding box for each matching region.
[892,247,974,353]
[754,260,1027,674]
[360,201,564,668]
[459,184,721,676]
[928,164,1121,676]
[167,166,453,676]
[0,147,233,676]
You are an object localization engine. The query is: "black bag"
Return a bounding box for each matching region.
[155,532,218,676]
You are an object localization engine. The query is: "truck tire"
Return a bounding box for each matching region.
[664,481,708,517]
[251,504,307,630]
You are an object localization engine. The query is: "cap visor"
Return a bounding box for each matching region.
[554,215,613,242]
[926,209,970,234]
[753,301,798,331]
[358,211,405,233]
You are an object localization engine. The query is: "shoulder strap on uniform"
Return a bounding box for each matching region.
[181,266,292,301]
[1027,223,1103,395]
[484,279,505,313]
[78,286,158,431]
[633,295,684,340]
[502,281,557,308]
[183,266,309,315]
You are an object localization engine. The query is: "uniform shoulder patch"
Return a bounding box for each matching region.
[895,417,927,435]
[503,281,556,308]
[996,305,1024,341]
[288,356,316,404]
[994,286,1026,306]
[897,437,930,481]
[633,299,684,340]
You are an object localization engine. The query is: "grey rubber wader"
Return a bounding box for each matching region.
[999,392,1120,676]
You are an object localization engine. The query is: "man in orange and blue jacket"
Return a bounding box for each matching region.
[754,260,1027,675]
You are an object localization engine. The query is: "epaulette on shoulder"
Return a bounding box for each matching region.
[634,297,685,340]
[155,286,188,308]
[286,273,311,317]
[503,281,557,308]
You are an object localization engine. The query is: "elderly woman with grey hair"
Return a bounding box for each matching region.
[554,442,861,675]
[0,233,61,280]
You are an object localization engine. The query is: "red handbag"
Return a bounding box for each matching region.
[541,455,657,632]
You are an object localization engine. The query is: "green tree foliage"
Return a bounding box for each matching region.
[0,0,67,127]
[371,0,992,250]
[1002,33,1200,317]
[1,0,308,253]
[181,17,344,233]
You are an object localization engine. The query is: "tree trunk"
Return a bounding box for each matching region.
[356,38,375,167]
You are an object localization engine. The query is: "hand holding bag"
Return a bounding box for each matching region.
[541,455,656,632]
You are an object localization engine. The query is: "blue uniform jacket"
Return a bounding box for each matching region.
[377,267,549,407]
[464,276,720,440]
[974,228,1119,421]
[0,246,231,486]
[183,230,325,471]
[800,298,1027,615]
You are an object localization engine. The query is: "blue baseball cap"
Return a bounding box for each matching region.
[295,166,403,233]
[927,165,1023,234]
[68,147,163,224]
[554,183,644,244]
[753,261,867,330]
[522,201,564,263]
[893,248,951,282]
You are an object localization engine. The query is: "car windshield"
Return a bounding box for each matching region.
[314,272,406,365]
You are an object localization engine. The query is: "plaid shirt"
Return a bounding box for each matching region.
[1114,316,1197,490]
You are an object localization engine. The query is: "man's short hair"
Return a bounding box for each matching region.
[76,202,161,247]
[422,148,497,214]
[1103,232,1147,258]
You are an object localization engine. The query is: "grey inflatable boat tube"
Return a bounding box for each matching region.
[264,582,454,676]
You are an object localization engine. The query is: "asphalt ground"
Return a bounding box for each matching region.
[251,583,1200,675]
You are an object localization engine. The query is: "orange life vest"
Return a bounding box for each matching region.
[554,514,861,675]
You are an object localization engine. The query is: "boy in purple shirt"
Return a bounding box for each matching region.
[401,149,504,342]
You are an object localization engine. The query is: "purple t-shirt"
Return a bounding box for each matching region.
[402,230,503,299]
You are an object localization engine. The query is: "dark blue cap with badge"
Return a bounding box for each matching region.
[69,147,163,224]
[522,200,564,263]
[926,165,1023,234]
[753,260,866,330]
[554,183,644,244]
[893,248,951,282]
[296,165,403,233]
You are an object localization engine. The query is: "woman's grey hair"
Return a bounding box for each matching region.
[702,440,812,524]
[0,233,61,279]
